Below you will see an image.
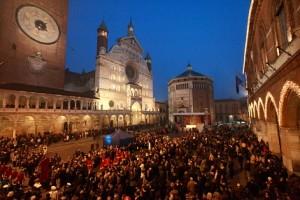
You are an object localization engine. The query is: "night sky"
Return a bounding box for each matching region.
[66,0,250,101]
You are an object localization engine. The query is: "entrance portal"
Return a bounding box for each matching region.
[131,101,142,125]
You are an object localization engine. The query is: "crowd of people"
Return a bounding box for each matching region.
[0,125,300,199]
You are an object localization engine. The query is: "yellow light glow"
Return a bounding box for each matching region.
[278,81,300,126]
[186,125,196,129]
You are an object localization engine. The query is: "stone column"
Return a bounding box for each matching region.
[80,100,83,110]
[266,121,280,154]
[36,98,39,109]
[280,127,300,172]
[14,95,18,109]
[254,120,268,142]
[2,97,6,108]
[26,97,29,109]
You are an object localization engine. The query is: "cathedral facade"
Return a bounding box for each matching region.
[94,21,156,125]
[0,0,159,137]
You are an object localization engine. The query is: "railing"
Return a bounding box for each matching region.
[0,107,160,115]
[0,107,131,115]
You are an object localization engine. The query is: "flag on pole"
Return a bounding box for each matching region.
[235,76,243,94]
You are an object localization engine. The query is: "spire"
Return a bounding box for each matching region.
[128,18,134,36]
[98,20,108,32]
[187,63,192,71]
[187,63,193,76]
[145,53,151,61]
[145,53,152,72]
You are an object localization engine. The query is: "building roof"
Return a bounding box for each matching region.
[176,64,205,78]
[0,83,97,99]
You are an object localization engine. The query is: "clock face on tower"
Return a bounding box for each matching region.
[16,5,60,44]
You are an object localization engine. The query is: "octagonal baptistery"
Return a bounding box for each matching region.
[168,64,214,130]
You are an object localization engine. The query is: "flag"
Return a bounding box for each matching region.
[236,76,243,94]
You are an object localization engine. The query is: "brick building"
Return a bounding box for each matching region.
[168,64,214,129]
[215,99,241,123]
[155,101,168,126]
[0,1,159,137]
[243,0,300,172]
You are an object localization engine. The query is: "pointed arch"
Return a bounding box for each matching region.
[248,104,253,118]
[253,100,258,119]
[257,97,265,120]
[264,91,279,120]
[249,102,255,118]
[279,81,300,126]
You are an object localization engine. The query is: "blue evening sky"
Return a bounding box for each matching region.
[66,0,250,101]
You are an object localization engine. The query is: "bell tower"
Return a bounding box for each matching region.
[145,53,152,72]
[96,20,108,56]
[0,0,68,89]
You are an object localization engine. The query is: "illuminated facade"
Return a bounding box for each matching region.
[243,0,300,172]
[94,21,156,125]
[168,64,214,129]
[0,1,159,137]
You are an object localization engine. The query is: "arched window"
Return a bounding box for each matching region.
[29,96,36,108]
[39,97,46,109]
[18,96,27,108]
[63,100,69,110]
[48,98,54,109]
[258,24,267,74]
[82,101,87,110]
[70,100,76,110]
[6,95,16,108]
[56,100,62,109]
[275,0,289,49]
[76,100,81,110]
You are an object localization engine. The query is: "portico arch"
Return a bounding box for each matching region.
[110,115,117,127]
[265,95,280,153]
[124,114,130,126]
[258,98,265,120]
[278,81,300,172]
[103,115,110,127]
[253,101,258,119]
[82,115,92,131]
[0,116,14,137]
[118,115,124,127]
[17,115,35,135]
[131,101,142,125]
[54,115,67,133]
